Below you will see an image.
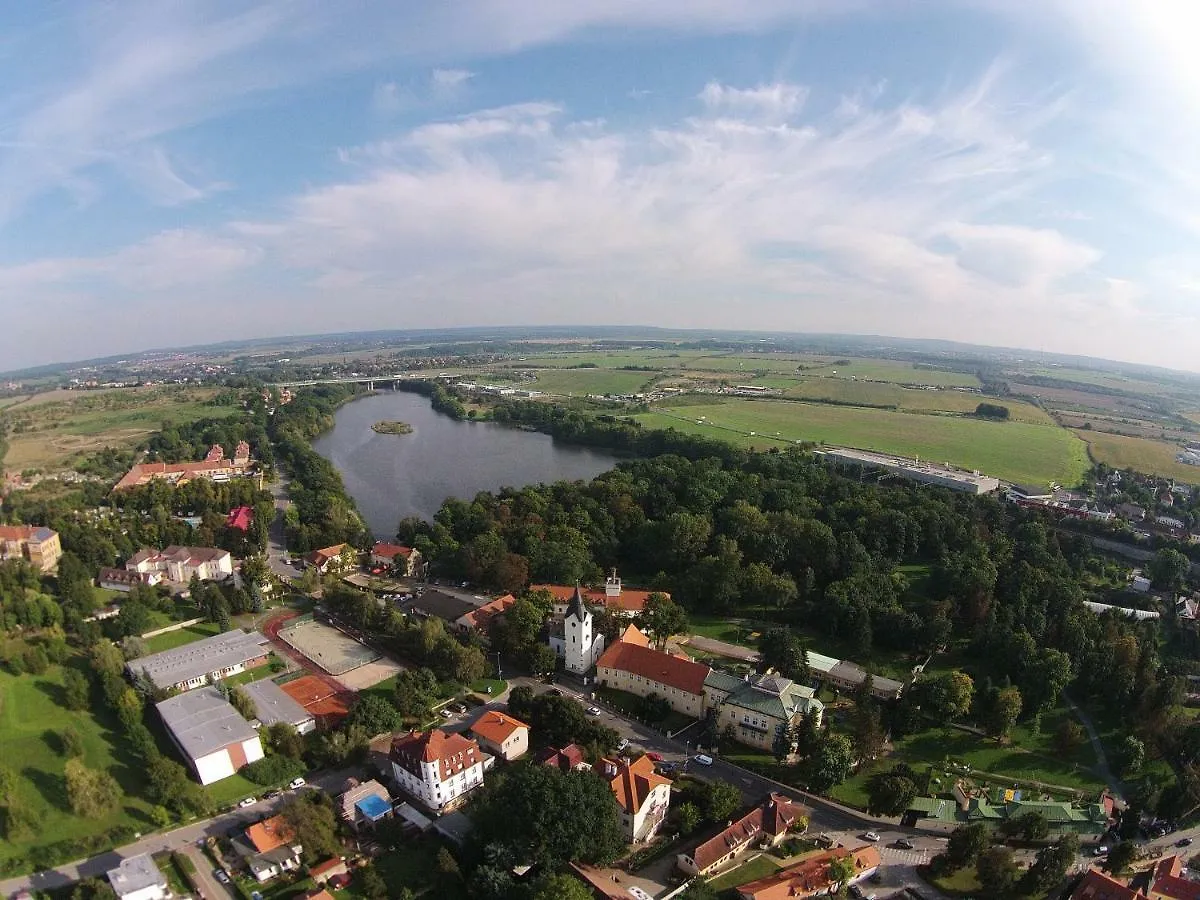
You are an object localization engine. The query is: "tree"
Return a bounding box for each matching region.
[530,873,594,900]
[1055,719,1086,756]
[677,802,702,835]
[63,668,91,711]
[69,878,118,900]
[1149,548,1190,592]
[281,793,342,863]
[851,700,885,761]
[527,643,559,676]
[1105,841,1138,874]
[64,758,121,818]
[228,685,256,720]
[975,846,1020,897]
[1020,834,1079,895]
[827,855,857,895]
[1000,810,1049,842]
[638,593,688,649]
[1118,735,1145,776]
[60,724,85,759]
[348,694,403,737]
[265,722,305,760]
[866,770,917,816]
[988,686,1022,741]
[679,882,721,900]
[919,670,975,723]
[356,864,389,900]
[807,733,854,792]
[702,780,742,824]
[393,667,439,718]
[941,822,990,871]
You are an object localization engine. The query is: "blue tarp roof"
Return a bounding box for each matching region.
[355,794,391,820]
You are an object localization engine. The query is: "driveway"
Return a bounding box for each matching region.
[180,844,236,900]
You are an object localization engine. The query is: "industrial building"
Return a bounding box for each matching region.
[819,448,1001,495]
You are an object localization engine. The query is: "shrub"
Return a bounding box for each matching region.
[241,755,305,786]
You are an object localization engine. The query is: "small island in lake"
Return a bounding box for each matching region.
[372,420,414,435]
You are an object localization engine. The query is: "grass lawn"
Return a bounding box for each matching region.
[1077,430,1200,485]
[527,368,658,396]
[469,677,507,698]
[687,614,760,647]
[205,771,266,809]
[637,398,1089,486]
[776,379,1053,424]
[706,854,783,892]
[0,660,156,871]
[596,685,695,734]
[143,620,223,653]
[926,866,984,896]
[346,834,441,897]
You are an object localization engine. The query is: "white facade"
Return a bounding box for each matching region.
[627,780,671,842]
[550,600,606,674]
[194,737,265,786]
[391,754,485,813]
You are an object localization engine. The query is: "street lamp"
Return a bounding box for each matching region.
[495,651,502,682]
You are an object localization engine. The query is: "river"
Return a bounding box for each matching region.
[311,390,617,537]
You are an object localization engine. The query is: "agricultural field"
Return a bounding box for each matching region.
[1,386,238,473]
[1024,366,1186,397]
[636,399,1090,486]
[772,379,1054,424]
[1077,430,1200,484]
[524,367,658,396]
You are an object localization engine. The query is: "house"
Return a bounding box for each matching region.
[370,542,422,576]
[400,589,478,626]
[803,649,906,699]
[113,442,254,491]
[0,525,62,572]
[1069,855,1200,900]
[97,566,163,592]
[533,569,665,618]
[337,779,394,832]
[547,586,607,674]
[239,814,303,883]
[242,677,317,734]
[537,743,592,773]
[736,845,881,900]
[390,728,491,813]
[1117,503,1147,522]
[1069,869,1141,900]
[309,858,350,886]
[600,754,672,842]
[1131,574,1153,593]
[1157,515,1187,531]
[470,711,530,761]
[226,506,254,532]
[106,854,169,900]
[595,635,709,719]
[156,686,265,784]
[306,544,353,574]
[704,672,825,751]
[126,545,233,583]
[678,793,809,876]
[127,629,270,692]
[456,593,517,634]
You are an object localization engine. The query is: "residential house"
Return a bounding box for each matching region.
[337,779,394,832]
[1069,869,1141,900]
[128,629,270,692]
[1117,503,1147,522]
[678,793,809,877]
[105,854,169,900]
[156,686,265,785]
[0,524,62,572]
[533,569,665,618]
[306,544,353,574]
[470,711,530,761]
[1069,855,1200,900]
[1131,574,1153,593]
[736,845,881,900]
[600,754,672,843]
[239,814,303,883]
[400,589,478,626]
[704,672,825,751]
[242,677,317,734]
[226,506,254,532]
[595,634,709,719]
[308,859,349,886]
[125,545,233,583]
[455,593,517,634]
[113,442,254,491]
[370,542,422,576]
[537,744,592,773]
[390,728,491,813]
[547,586,606,674]
[97,566,163,592]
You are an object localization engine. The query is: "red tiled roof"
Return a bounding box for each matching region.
[596,640,709,696]
[308,858,346,877]
[617,623,651,647]
[227,506,254,531]
[372,542,413,559]
[737,846,881,900]
[1070,869,1143,900]
[308,544,347,564]
[1153,856,1200,900]
[246,815,297,853]
[538,744,587,772]
[458,594,517,630]
[601,755,672,815]
[530,582,668,614]
[0,525,35,541]
[470,711,528,745]
[690,793,808,872]
[391,729,486,782]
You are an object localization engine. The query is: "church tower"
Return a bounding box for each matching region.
[564,584,594,674]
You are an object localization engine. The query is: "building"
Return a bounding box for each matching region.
[1131,574,1153,593]
[470,711,530,761]
[548,586,607,674]
[401,589,478,626]
[455,593,517,634]
[390,728,491,813]
[538,744,591,773]
[128,629,270,692]
[337,779,394,832]
[97,566,163,592]
[113,442,254,491]
[704,672,825,752]
[821,447,1000,495]
[106,854,169,900]
[156,686,264,784]
[308,858,350,886]
[370,542,422,576]
[600,754,672,842]
[595,636,709,719]
[125,545,233,584]
[736,845,881,900]
[1082,601,1160,621]
[306,544,352,574]
[1069,855,1199,900]
[0,524,61,572]
[240,814,303,883]
[804,649,906,700]
[226,506,254,532]
[678,793,809,876]
[533,569,666,617]
[963,797,1109,835]
[242,677,317,734]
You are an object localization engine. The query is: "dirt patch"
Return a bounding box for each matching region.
[335,657,404,691]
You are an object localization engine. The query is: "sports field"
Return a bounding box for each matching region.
[637,399,1090,486]
[277,618,380,675]
[1079,430,1200,484]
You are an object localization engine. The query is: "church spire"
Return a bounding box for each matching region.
[567,582,588,621]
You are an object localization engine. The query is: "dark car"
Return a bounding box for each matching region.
[895,838,915,850]
[1177,837,1193,847]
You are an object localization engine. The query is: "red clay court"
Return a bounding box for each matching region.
[281,674,352,728]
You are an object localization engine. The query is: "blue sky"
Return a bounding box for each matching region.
[1,1,1199,371]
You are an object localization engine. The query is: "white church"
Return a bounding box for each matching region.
[548,586,606,674]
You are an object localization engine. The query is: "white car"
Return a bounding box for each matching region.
[587,706,602,716]
[863,831,881,842]
[694,754,714,766]
[617,738,630,751]
[288,777,306,789]
[238,796,256,808]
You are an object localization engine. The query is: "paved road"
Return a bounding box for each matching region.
[265,472,296,580]
[180,844,236,900]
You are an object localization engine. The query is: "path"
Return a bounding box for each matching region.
[1064,693,1125,803]
[682,634,761,663]
[265,470,296,579]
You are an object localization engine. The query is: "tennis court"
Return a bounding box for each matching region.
[277,618,380,676]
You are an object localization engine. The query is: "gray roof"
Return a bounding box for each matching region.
[402,590,476,623]
[128,629,269,690]
[703,669,745,695]
[106,854,166,897]
[828,660,905,695]
[242,677,316,728]
[157,686,259,761]
[723,674,823,721]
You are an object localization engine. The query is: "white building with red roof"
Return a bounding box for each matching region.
[389,728,491,813]
[126,545,233,583]
[596,629,710,718]
[599,754,672,842]
[370,542,422,576]
[469,710,530,761]
[532,568,665,618]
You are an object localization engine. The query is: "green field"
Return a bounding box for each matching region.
[1078,430,1200,484]
[143,620,223,654]
[706,854,782,892]
[636,399,1089,486]
[526,368,657,396]
[773,379,1054,425]
[0,662,155,869]
[507,351,712,369]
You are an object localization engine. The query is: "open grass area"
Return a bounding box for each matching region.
[926,866,984,896]
[1078,430,1200,484]
[775,379,1054,425]
[527,367,657,396]
[347,834,442,898]
[637,398,1090,486]
[706,854,783,892]
[596,685,695,734]
[0,661,156,870]
[143,620,223,653]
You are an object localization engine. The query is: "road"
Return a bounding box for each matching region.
[265,471,296,579]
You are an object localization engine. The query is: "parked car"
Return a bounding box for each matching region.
[264,789,281,800]
[547,688,563,696]
[694,754,714,766]
[238,796,256,808]
[1177,837,1193,847]
[288,777,306,789]
[863,831,881,842]
[1094,846,1109,857]
[646,751,664,762]
[214,869,231,884]
[617,738,630,751]
[895,838,914,850]
[587,706,602,716]
[440,708,454,718]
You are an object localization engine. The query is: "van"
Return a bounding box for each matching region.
[694,754,714,766]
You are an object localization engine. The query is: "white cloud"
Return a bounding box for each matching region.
[698,81,809,118]
[431,68,474,90]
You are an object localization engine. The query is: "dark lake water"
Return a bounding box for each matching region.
[311,391,617,538]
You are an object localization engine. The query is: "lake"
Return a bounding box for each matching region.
[312,390,617,537]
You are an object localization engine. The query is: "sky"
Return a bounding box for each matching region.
[1,1,1200,371]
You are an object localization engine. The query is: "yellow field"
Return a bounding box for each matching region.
[1078,430,1200,484]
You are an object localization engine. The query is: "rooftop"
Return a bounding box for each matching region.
[470,710,529,746]
[106,854,166,896]
[602,755,672,814]
[689,793,808,872]
[723,673,824,721]
[129,628,269,690]
[596,640,709,696]
[241,677,315,728]
[156,686,259,762]
[246,814,298,853]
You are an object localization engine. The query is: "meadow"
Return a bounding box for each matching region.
[523,367,658,396]
[770,379,1055,424]
[637,399,1090,486]
[1078,430,1200,484]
